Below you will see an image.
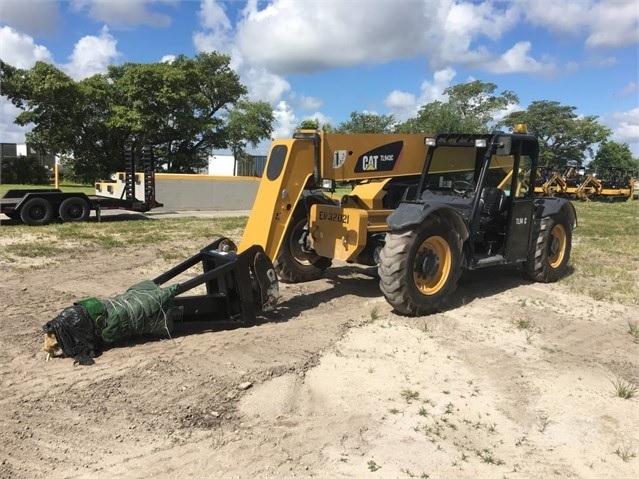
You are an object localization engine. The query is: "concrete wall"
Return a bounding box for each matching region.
[155,174,259,210]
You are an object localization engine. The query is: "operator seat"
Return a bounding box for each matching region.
[478,187,507,231]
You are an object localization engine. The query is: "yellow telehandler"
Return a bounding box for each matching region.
[153,127,577,319]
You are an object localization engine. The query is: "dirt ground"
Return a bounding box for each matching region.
[1,223,638,479]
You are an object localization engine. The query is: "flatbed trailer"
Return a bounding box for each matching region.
[0,146,161,226]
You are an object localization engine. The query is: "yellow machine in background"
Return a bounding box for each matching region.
[534,165,635,202]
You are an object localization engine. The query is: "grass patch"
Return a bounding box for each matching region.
[4,242,65,257]
[0,182,94,196]
[401,389,420,403]
[614,445,636,462]
[565,202,639,304]
[611,376,638,399]
[628,321,639,344]
[0,217,248,269]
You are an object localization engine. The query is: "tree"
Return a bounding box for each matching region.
[394,101,471,134]
[395,80,518,134]
[444,80,518,131]
[225,98,274,175]
[0,52,258,180]
[297,118,335,131]
[108,53,247,173]
[336,111,396,133]
[499,101,611,169]
[590,140,639,174]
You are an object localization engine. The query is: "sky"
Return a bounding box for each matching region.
[0,0,638,158]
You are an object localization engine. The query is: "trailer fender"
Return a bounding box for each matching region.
[387,202,470,243]
[534,197,578,230]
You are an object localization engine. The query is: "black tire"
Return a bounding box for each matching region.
[524,212,571,282]
[274,207,332,283]
[379,215,462,316]
[59,197,91,222]
[19,198,54,226]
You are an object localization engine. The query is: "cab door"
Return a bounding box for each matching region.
[505,151,535,262]
[505,198,534,261]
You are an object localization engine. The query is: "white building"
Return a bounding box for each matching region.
[207,155,235,176]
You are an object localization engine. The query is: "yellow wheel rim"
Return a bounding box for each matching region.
[413,235,452,295]
[548,223,567,268]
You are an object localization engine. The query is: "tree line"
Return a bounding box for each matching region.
[1,54,636,183]
[0,52,273,182]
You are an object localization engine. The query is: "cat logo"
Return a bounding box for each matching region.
[355,141,403,173]
[362,155,378,171]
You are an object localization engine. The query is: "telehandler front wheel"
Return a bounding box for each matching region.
[274,208,331,283]
[379,215,462,316]
[524,212,571,282]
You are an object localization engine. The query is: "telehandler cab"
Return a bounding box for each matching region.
[153,127,576,322]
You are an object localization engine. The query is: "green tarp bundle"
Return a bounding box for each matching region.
[77,280,179,345]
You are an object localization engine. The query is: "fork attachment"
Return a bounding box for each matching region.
[153,237,279,323]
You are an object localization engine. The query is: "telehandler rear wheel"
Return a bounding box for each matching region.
[379,215,462,316]
[524,212,571,282]
[274,208,331,283]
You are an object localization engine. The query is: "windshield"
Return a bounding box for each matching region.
[423,146,517,195]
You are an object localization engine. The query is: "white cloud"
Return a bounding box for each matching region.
[0,26,53,68]
[385,68,457,121]
[271,100,297,140]
[0,99,31,143]
[62,26,120,80]
[193,0,233,54]
[606,107,639,156]
[241,66,291,104]
[523,0,639,49]
[485,42,557,76]
[294,94,322,111]
[419,68,457,104]
[586,0,639,48]
[385,90,416,114]
[231,1,553,77]
[618,82,637,97]
[235,1,427,74]
[160,54,176,63]
[0,27,55,143]
[0,0,60,37]
[70,0,178,28]
[193,2,292,109]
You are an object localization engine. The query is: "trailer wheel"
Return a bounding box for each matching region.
[20,198,54,226]
[524,212,571,282]
[379,215,462,316]
[59,197,91,222]
[274,207,331,283]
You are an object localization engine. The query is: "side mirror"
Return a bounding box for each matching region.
[495,136,512,156]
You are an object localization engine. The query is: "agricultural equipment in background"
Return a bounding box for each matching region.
[534,167,568,197]
[532,165,635,202]
[1,146,162,225]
